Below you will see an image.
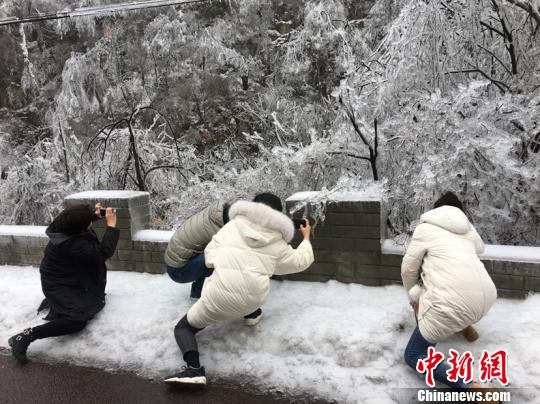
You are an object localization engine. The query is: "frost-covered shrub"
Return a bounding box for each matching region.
[1,0,538,246]
[379,82,539,244]
[0,138,73,225]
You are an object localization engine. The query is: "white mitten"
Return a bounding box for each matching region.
[408,284,425,303]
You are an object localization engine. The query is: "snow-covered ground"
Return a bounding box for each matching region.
[0,265,539,403]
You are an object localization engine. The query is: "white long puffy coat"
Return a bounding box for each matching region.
[187,201,314,329]
[401,206,497,343]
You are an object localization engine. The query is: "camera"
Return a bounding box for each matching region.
[293,218,311,229]
[99,208,107,218]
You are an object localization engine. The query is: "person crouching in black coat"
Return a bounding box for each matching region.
[8,203,119,364]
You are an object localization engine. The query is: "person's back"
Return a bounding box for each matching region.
[40,227,112,319]
[164,200,226,268]
[401,192,498,392]
[188,200,313,328]
[164,200,230,299]
[9,203,119,365]
[402,191,498,338]
[413,206,497,327]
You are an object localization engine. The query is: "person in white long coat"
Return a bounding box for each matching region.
[164,193,314,386]
[401,192,497,390]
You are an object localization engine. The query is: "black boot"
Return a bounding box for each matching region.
[8,328,34,364]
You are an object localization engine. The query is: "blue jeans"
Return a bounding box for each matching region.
[404,326,468,389]
[166,253,213,299]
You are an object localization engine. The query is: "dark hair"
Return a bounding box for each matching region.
[222,202,231,224]
[253,193,283,212]
[50,204,97,235]
[433,191,464,212]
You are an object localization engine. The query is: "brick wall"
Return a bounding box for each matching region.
[0,190,539,298]
[0,228,48,267]
[283,194,403,286]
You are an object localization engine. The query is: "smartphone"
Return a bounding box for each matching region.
[293,218,310,229]
[99,207,107,218]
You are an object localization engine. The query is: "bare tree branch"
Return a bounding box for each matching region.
[480,20,505,37]
[476,44,513,74]
[327,151,372,161]
[337,96,379,180]
[492,0,518,74]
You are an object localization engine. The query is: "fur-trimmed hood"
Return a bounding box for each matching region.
[420,206,471,235]
[229,200,295,244]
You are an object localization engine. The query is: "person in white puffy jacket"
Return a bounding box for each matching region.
[164,193,314,386]
[401,192,497,390]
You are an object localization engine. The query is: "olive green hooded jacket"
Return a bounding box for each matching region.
[164,200,226,268]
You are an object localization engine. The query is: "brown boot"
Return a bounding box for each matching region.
[460,325,479,342]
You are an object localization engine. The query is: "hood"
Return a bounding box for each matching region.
[229,201,295,247]
[420,206,471,235]
[46,224,76,246]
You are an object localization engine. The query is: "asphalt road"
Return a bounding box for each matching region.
[0,347,323,404]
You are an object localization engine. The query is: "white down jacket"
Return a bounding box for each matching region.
[401,206,497,343]
[187,201,314,329]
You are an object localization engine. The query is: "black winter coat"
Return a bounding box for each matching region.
[39,225,120,321]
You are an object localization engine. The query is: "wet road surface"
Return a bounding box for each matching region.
[0,347,325,404]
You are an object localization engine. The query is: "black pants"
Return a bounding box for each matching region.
[32,319,88,340]
[174,309,261,366]
[174,315,202,358]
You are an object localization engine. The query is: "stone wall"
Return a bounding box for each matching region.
[0,190,539,299]
[0,227,48,267]
[283,193,402,286]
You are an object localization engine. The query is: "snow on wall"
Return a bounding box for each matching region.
[132,229,174,242]
[65,190,150,200]
[382,239,540,264]
[287,187,382,203]
[0,225,47,237]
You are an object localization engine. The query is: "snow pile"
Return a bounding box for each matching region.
[0,266,539,402]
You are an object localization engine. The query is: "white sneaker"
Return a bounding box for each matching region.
[164,366,206,386]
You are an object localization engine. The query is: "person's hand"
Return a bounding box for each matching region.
[410,301,419,315]
[105,207,117,228]
[94,203,102,218]
[299,219,311,240]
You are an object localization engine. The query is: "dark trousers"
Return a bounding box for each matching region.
[32,318,88,340]
[404,326,467,389]
[166,253,213,298]
[174,315,203,359]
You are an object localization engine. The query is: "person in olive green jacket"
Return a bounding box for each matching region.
[164,200,230,299]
